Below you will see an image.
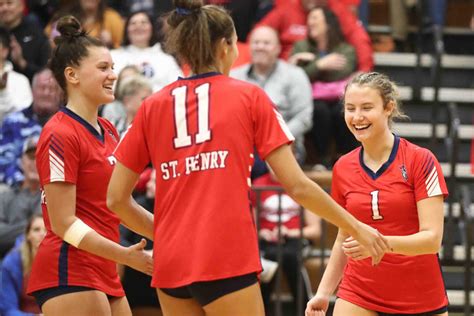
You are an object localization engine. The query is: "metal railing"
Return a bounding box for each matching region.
[252,185,308,316]
[412,0,445,148]
[443,103,460,261]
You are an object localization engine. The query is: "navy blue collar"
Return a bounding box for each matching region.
[178,72,221,80]
[60,107,104,142]
[359,135,400,180]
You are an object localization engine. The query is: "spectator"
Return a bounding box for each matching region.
[290,7,357,168]
[116,75,152,136]
[103,73,152,136]
[111,11,182,92]
[101,65,140,133]
[0,214,46,315]
[0,68,62,186]
[48,0,124,48]
[0,136,41,260]
[0,0,51,81]
[231,26,313,166]
[256,0,373,71]
[0,26,32,123]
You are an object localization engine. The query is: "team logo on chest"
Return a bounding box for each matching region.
[107,155,117,166]
[399,165,408,181]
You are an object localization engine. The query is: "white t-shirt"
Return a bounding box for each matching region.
[0,61,32,123]
[111,43,183,92]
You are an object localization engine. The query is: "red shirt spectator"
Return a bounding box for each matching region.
[257,0,373,71]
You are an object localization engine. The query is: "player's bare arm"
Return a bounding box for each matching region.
[45,182,153,275]
[107,161,154,240]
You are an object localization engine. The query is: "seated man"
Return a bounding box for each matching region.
[231,26,313,169]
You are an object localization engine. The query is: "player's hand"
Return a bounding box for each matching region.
[305,293,329,316]
[352,222,389,265]
[342,236,371,260]
[124,238,153,276]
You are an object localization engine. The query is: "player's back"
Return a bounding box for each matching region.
[116,72,293,287]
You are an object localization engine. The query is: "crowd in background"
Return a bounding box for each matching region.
[0,0,468,315]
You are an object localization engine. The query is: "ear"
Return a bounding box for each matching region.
[64,66,79,85]
[219,38,228,57]
[385,100,395,116]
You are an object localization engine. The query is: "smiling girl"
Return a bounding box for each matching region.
[27,15,152,316]
[306,72,449,316]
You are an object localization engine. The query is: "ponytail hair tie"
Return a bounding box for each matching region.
[176,7,192,16]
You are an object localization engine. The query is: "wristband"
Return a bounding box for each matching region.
[63,219,93,248]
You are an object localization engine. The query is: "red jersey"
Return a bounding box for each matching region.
[332,136,448,313]
[256,0,373,71]
[114,72,294,288]
[251,174,301,231]
[28,108,124,297]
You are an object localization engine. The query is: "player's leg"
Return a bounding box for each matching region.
[156,288,205,316]
[202,282,265,316]
[109,296,132,316]
[42,290,111,316]
[333,298,377,316]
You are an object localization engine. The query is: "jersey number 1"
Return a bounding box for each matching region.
[370,190,383,220]
[172,83,211,148]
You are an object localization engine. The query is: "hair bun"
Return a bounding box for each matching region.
[56,15,84,39]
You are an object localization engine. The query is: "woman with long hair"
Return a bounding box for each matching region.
[26,16,152,315]
[110,10,182,92]
[290,7,358,168]
[0,214,46,315]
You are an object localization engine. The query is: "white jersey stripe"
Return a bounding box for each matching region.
[49,155,63,171]
[49,149,65,181]
[427,172,438,192]
[49,150,65,167]
[273,109,295,142]
[428,180,442,196]
[50,164,63,181]
[425,166,442,196]
[426,168,437,192]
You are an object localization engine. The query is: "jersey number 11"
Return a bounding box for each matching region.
[172,83,211,148]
